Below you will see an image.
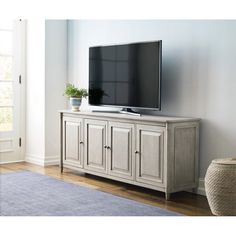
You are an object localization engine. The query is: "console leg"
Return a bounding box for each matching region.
[165,193,171,201]
[60,164,63,173]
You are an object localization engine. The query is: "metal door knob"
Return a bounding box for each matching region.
[80,141,83,144]
[104,145,107,148]
[135,151,139,154]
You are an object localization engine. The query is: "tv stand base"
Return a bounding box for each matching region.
[92,108,141,116]
[119,108,141,116]
[92,110,120,113]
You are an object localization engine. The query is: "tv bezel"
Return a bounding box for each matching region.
[88,40,162,111]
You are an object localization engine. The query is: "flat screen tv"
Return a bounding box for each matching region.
[89,41,162,111]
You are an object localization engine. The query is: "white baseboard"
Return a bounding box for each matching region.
[196,178,206,196]
[44,156,59,166]
[25,154,45,166]
[25,154,59,166]
[0,160,25,165]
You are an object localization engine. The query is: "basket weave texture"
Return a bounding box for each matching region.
[205,158,236,216]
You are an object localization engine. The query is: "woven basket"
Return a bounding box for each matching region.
[205,158,236,216]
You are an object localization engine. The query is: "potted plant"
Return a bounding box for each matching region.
[64,83,88,111]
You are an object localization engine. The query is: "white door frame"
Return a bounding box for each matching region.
[17,20,26,162]
[0,20,26,164]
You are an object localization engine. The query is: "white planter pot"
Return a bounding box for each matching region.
[70,97,82,112]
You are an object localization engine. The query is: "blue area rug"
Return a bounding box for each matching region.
[0,171,181,216]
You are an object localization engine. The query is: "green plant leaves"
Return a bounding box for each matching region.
[64,83,88,98]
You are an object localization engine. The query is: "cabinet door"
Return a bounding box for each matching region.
[84,119,107,173]
[108,122,134,180]
[136,124,165,186]
[63,116,83,168]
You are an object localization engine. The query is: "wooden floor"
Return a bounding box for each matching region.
[0,162,212,216]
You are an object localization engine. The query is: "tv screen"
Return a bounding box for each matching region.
[89,41,162,110]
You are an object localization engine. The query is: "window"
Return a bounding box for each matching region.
[0,20,13,132]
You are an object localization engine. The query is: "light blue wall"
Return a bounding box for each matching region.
[67,20,236,177]
[45,20,67,158]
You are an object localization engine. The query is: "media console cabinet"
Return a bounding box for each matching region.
[59,110,200,200]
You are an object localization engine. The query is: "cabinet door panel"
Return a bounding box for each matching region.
[136,125,165,186]
[108,122,134,179]
[84,119,107,173]
[63,117,83,168]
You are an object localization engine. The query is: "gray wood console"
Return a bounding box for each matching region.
[59,110,200,200]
